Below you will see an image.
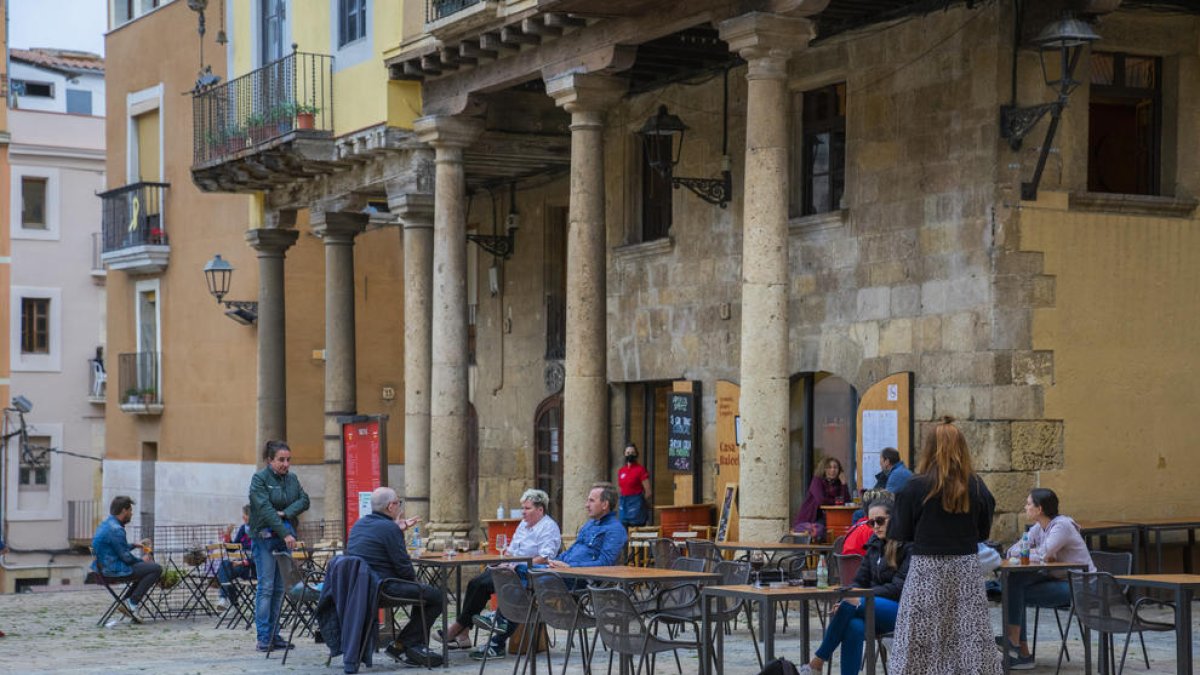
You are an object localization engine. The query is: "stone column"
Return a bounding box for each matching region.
[245,222,299,457]
[413,115,483,536]
[546,73,626,534]
[311,210,369,525]
[720,13,815,541]
[389,190,435,521]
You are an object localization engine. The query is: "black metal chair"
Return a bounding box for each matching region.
[268,550,324,664]
[531,570,597,675]
[475,565,543,675]
[590,586,701,675]
[650,538,681,570]
[92,552,165,626]
[214,543,255,630]
[1064,570,1175,675]
[684,540,722,571]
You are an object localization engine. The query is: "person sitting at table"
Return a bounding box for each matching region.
[841,491,891,556]
[799,497,909,675]
[999,488,1095,670]
[872,448,913,493]
[91,495,161,621]
[470,482,626,661]
[215,503,255,611]
[792,457,852,541]
[434,488,560,653]
[347,487,443,668]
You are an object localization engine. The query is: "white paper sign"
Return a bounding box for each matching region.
[861,409,899,486]
[358,492,373,519]
[887,384,899,401]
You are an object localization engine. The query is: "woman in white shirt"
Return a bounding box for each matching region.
[434,488,561,650]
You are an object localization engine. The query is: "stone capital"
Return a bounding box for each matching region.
[545,72,627,115]
[311,211,369,242]
[413,114,484,150]
[245,227,300,255]
[719,12,815,72]
[388,192,435,230]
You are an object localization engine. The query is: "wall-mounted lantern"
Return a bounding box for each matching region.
[639,105,733,208]
[203,254,258,325]
[467,182,519,260]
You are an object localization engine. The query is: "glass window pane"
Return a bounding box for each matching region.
[1125,56,1156,89]
[1090,52,1115,86]
[22,177,47,228]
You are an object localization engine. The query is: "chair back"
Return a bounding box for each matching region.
[650,538,681,569]
[711,560,751,615]
[1067,571,1136,635]
[831,534,847,554]
[530,571,593,630]
[590,587,652,656]
[685,540,721,569]
[672,556,708,573]
[780,533,811,544]
[1090,550,1131,575]
[491,565,535,624]
[272,550,318,602]
[834,553,863,586]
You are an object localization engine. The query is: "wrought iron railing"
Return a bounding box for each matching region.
[192,48,333,165]
[99,182,169,253]
[68,500,101,542]
[426,0,483,23]
[118,352,161,407]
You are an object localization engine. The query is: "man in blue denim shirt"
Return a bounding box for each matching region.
[471,483,627,661]
[92,495,161,621]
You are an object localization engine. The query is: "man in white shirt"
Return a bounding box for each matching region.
[433,488,560,652]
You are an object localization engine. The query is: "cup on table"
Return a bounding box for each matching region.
[455,538,470,555]
[801,569,817,588]
[496,534,508,556]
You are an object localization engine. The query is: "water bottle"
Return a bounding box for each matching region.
[411,525,422,553]
[1019,532,1030,565]
[816,556,829,588]
[497,503,506,519]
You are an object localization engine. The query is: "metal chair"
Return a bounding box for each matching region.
[650,538,681,570]
[833,553,863,587]
[590,586,701,675]
[92,551,165,626]
[214,543,255,629]
[684,540,722,571]
[1064,570,1174,675]
[268,550,323,664]
[475,565,543,675]
[530,570,597,675]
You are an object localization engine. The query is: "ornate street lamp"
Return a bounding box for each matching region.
[467,182,519,260]
[1000,13,1101,200]
[203,254,258,325]
[639,105,733,208]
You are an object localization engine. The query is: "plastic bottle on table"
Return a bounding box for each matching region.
[497,503,505,520]
[411,525,422,554]
[816,556,829,588]
[1019,532,1031,565]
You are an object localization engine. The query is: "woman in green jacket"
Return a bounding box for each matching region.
[248,440,310,651]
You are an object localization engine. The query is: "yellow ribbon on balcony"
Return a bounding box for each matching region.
[128,194,141,232]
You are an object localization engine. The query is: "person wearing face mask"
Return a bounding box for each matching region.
[617,443,652,527]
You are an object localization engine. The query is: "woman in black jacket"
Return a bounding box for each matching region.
[799,497,908,675]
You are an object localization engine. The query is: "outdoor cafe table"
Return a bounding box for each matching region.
[551,564,721,589]
[1077,520,1142,572]
[998,560,1091,674]
[699,584,876,675]
[413,552,533,667]
[1114,574,1200,675]
[1135,517,1200,574]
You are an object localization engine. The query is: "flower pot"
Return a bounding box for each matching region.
[297,112,316,130]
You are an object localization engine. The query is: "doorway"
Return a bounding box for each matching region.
[789,373,857,519]
[533,395,563,519]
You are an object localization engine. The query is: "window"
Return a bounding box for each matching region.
[19,436,51,489]
[1088,51,1161,196]
[13,80,53,98]
[338,0,367,47]
[21,298,50,354]
[21,177,47,229]
[66,89,92,115]
[534,396,564,518]
[260,0,286,64]
[544,207,567,359]
[794,82,846,217]
[640,135,672,242]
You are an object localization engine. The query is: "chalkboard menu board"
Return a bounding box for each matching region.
[667,392,696,472]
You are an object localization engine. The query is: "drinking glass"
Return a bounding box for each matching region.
[749,550,766,586]
[456,538,470,554]
[496,534,508,556]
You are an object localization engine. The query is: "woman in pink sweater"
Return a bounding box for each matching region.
[999,488,1096,669]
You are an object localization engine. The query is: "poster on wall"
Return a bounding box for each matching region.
[855,373,912,490]
[860,409,899,485]
[667,392,696,472]
[341,414,389,543]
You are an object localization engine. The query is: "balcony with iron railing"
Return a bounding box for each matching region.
[118,351,162,415]
[99,182,170,275]
[191,48,336,193]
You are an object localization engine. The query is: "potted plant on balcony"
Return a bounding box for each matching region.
[247,112,269,144]
[124,387,141,406]
[224,124,247,155]
[296,104,320,130]
[140,387,157,405]
[268,103,294,135]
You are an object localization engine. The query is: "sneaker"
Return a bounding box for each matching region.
[995,636,1020,657]
[403,644,445,668]
[271,636,293,650]
[384,643,405,662]
[469,644,506,661]
[124,600,143,624]
[474,613,510,633]
[256,642,272,653]
[797,666,813,674]
[215,597,230,611]
[1009,654,1036,670]
[433,628,472,649]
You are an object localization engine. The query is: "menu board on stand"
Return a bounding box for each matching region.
[340,414,389,544]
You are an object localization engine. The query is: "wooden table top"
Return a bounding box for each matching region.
[654,503,716,510]
[550,565,720,583]
[702,584,873,600]
[1133,517,1200,528]
[1076,520,1140,531]
[1116,574,1200,589]
[999,560,1090,573]
[820,505,861,511]
[714,541,834,552]
[413,553,532,567]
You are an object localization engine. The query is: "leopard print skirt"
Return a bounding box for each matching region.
[889,554,1001,675]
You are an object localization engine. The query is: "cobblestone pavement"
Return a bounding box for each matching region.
[0,587,1192,673]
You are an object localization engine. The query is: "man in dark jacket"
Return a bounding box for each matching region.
[347,487,443,668]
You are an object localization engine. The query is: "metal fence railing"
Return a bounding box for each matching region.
[426,0,484,23]
[99,182,169,254]
[121,519,343,554]
[117,352,160,407]
[192,48,333,166]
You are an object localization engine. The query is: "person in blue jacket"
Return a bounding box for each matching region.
[91,495,161,621]
[872,447,913,493]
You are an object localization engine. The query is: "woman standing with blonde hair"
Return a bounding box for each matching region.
[888,417,1000,674]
